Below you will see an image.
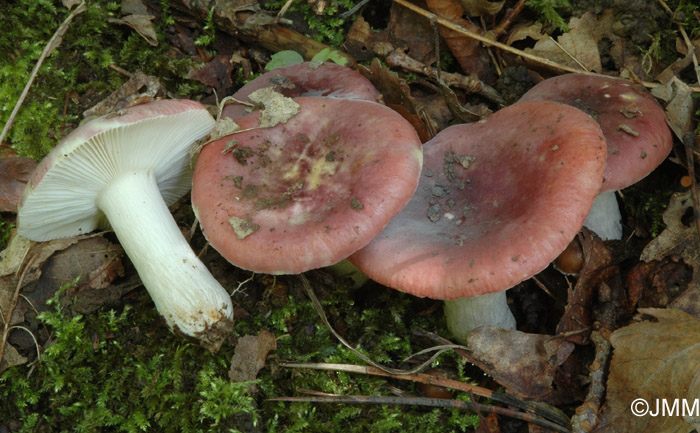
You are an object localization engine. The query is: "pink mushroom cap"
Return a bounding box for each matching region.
[350,100,607,300]
[519,74,672,192]
[192,96,423,274]
[221,62,381,120]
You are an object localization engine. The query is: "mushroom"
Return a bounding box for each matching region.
[16,100,234,352]
[349,101,607,343]
[221,61,381,120]
[191,96,423,274]
[519,74,673,240]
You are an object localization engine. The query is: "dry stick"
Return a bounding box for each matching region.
[282,362,570,427]
[570,331,611,433]
[299,274,465,375]
[268,394,571,433]
[0,2,86,145]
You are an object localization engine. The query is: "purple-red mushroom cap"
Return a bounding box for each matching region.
[221,62,381,120]
[519,74,672,192]
[192,96,423,275]
[350,100,607,300]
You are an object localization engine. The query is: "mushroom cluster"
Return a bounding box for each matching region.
[19,66,672,350]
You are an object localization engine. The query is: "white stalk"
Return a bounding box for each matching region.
[97,169,233,351]
[444,291,516,344]
[583,190,622,241]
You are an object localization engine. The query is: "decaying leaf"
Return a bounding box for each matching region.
[467,326,575,401]
[424,0,494,80]
[641,191,700,318]
[247,87,300,128]
[108,0,158,46]
[458,0,504,16]
[0,342,27,374]
[650,77,695,140]
[210,117,242,142]
[596,308,700,433]
[188,55,235,97]
[229,330,277,391]
[523,12,604,73]
[0,156,36,212]
[556,230,616,343]
[83,70,163,118]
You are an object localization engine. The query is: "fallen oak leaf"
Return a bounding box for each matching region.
[595,308,700,433]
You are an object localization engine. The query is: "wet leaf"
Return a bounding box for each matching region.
[0,156,36,212]
[188,55,234,96]
[467,326,575,401]
[597,308,700,433]
[229,330,277,391]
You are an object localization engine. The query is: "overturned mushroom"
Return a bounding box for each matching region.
[17,100,233,352]
[192,96,422,274]
[350,101,607,343]
[520,74,673,240]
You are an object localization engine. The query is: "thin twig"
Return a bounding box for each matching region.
[282,361,571,427]
[0,2,86,145]
[268,394,571,433]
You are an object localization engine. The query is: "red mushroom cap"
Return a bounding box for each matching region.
[350,101,607,300]
[222,62,381,120]
[519,74,672,192]
[192,96,423,274]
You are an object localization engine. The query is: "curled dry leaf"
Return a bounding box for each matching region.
[641,191,700,319]
[229,330,277,391]
[596,308,700,433]
[650,76,694,140]
[467,326,575,402]
[83,70,163,118]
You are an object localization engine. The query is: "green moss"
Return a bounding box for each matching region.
[264,0,362,47]
[0,0,205,161]
[2,274,480,432]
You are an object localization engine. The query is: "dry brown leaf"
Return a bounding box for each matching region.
[524,12,603,73]
[596,308,700,433]
[0,157,36,212]
[641,191,700,319]
[467,326,574,401]
[83,70,163,118]
[458,0,504,16]
[650,77,695,140]
[424,0,493,80]
[109,0,157,46]
[0,342,27,374]
[247,87,300,128]
[188,55,234,96]
[229,330,277,391]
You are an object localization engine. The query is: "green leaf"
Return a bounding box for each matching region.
[265,50,304,70]
[310,47,348,65]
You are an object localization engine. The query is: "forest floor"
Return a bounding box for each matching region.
[1,0,700,432]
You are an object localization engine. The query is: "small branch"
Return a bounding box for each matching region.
[570,331,611,433]
[268,394,571,433]
[0,2,86,145]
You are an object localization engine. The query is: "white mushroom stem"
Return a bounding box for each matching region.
[444,291,516,344]
[583,190,622,241]
[96,169,233,351]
